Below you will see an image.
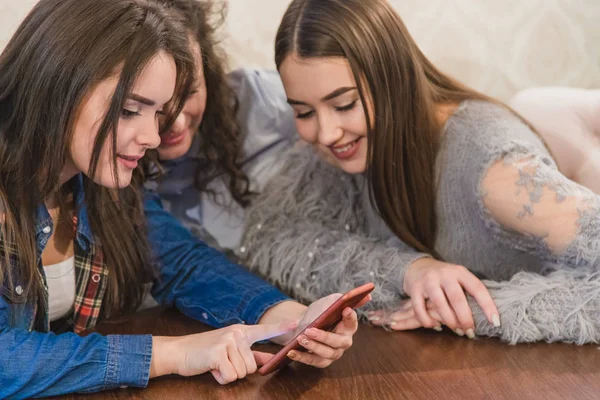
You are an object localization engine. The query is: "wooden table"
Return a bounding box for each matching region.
[53,307,600,400]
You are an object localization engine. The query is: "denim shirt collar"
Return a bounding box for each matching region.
[34,173,95,252]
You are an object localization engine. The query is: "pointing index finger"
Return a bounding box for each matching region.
[245,321,298,344]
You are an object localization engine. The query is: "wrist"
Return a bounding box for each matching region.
[404,257,432,294]
[258,301,307,345]
[150,336,179,378]
[258,300,307,324]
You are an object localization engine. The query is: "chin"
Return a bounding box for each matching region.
[157,145,188,161]
[95,173,133,189]
[338,160,367,175]
[157,133,193,161]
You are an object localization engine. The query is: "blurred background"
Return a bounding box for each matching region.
[1,0,598,101]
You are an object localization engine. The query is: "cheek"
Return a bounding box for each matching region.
[346,109,368,136]
[69,125,97,173]
[187,92,207,124]
[295,119,318,143]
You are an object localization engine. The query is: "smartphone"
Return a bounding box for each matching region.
[258,282,375,376]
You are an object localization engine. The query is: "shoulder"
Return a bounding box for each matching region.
[227,68,287,108]
[443,100,551,166]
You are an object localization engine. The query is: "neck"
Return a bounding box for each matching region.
[59,159,80,188]
[435,103,460,127]
[45,160,79,209]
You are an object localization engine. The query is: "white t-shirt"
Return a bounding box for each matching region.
[43,257,75,322]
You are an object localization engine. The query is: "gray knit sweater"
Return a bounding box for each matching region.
[241,100,600,345]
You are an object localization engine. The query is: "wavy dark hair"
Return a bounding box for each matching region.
[154,0,251,206]
[0,0,194,319]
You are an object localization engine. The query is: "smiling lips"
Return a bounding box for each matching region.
[117,154,142,169]
[160,130,188,146]
[329,138,362,160]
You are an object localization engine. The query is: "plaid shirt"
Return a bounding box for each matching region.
[64,216,108,333]
[2,177,108,334]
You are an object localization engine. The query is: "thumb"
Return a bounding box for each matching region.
[253,350,275,366]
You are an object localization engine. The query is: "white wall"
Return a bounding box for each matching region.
[2,0,599,100]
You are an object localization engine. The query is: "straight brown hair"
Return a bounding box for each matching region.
[275,0,526,257]
[0,0,194,319]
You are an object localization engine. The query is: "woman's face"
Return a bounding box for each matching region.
[67,51,177,188]
[156,40,207,160]
[279,54,371,174]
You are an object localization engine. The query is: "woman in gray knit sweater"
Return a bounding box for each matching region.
[241,0,600,345]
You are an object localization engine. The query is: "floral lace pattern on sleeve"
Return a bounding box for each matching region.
[480,144,600,268]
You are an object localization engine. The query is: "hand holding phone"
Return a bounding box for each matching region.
[258,282,375,375]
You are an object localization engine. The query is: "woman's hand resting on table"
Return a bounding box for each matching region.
[368,258,500,338]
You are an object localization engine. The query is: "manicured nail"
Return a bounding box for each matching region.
[369,316,381,322]
[433,325,443,332]
[466,329,475,339]
[454,328,464,337]
[492,314,501,327]
[305,328,317,338]
[298,336,310,346]
[288,351,296,359]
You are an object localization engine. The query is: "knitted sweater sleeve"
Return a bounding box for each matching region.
[470,131,600,344]
[240,146,429,314]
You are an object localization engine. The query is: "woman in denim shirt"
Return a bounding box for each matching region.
[0,0,365,397]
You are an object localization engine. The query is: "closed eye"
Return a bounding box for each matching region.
[335,100,357,112]
[121,109,141,119]
[295,110,315,119]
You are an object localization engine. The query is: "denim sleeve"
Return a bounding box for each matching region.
[0,296,152,398]
[144,190,290,328]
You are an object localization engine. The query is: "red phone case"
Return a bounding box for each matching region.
[258,282,375,375]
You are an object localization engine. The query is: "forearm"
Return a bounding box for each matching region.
[469,269,600,344]
[0,329,152,398]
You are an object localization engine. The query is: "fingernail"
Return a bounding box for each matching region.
[454,328,464,337]
[389,321,397,327]
[433,325,443,332]
[288,351,296,359]
[492,314,501,327]
[298,336,310,346]
[369,316,381,322]
[466,329,475,339]
[305,328,317,338]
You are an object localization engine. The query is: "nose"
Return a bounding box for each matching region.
[136,115,162,150]
[170,111,187,134]
[317,112,343,147]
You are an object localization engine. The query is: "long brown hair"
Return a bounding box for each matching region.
[155,0,252,206]
[275,0,503,257]
[0,0,194,318]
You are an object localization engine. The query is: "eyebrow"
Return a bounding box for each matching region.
[128,93,156,107]
[287,86,357,106]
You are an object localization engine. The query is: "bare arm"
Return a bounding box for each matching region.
[510,87,600,193]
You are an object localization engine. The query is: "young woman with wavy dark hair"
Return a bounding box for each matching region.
[0,0,363,396]
[149,0,297,252]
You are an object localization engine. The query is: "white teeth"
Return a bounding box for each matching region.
[333,142,355,153]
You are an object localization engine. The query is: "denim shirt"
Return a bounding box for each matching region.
[0,174,289,398]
